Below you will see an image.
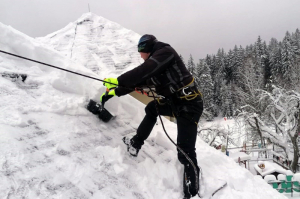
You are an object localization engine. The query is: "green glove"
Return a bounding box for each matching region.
[100,89,116,106]
[103,77,118,90]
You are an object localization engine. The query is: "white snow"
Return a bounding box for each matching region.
[229,151,251,162]
[37,12,143,78]
[254,161,291,177]
[0,13,288,199]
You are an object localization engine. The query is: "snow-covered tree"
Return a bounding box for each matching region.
[269,38,282,85]
[179,54,186,66]
[235,55,265,108]
[211,49,226,117]
[195,59,214,118]
[198,118,245,148]
[261,87,300,172]
[234,45,245,72]
[239,86,300,172]
[187,54,196,75]
[223,49,235,84]
[281,31,298,88]
[292,28,300,50]
[255,36,264,67]
[187,28,300,120]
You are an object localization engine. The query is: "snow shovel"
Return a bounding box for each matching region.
[87,99,114,122]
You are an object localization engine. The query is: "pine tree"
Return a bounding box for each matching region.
[255,36,264,62]
[195,59,214,118]
[187,54,196,75]
[281,31,297,88]
[245,44,254,60]
[291,28,300,50]
[185,28,300,119]
[210,55,219,81]
[179,54,186,66]
[262,41,271,90]
[235,46,245,83]
[269,38,282,85]
[223,49,235,84]
[254,36,266,85]
[220,82,234,117]
[290,29,300,88]
[238,46,245,66]
[211,49,226,117]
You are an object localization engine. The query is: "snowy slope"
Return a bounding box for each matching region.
[37,13,143,78]
[0,18,287,199]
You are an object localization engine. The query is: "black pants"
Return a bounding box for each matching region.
[135,95,203,166]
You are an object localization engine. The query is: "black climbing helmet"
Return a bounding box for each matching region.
[137,34,158,53]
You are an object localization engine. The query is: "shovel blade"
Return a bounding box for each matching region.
[87,99,114,122]
[98,107,114,122]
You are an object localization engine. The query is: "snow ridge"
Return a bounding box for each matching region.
[37,13,143,78]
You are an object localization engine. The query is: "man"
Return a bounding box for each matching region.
[100,34,203,198]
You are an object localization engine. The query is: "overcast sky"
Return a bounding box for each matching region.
[1,0,300,61]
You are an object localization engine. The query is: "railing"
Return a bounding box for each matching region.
[228,146,300,172]
[268,179,300,197]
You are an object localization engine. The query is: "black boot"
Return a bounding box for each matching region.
[183,168,191,199]
[183,164,200,198]
[122,135,143,157]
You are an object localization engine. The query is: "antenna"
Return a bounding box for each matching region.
[88,3,91,12]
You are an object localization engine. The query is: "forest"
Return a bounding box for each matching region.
[187,29,300,172]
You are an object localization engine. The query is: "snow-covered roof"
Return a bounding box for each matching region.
[0,15,288,199]
[36,12,142,78]
[229,151,251,162]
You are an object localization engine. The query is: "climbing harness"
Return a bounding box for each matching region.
[176,78,203,100]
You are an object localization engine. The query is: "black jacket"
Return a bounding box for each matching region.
[115,42,193,97]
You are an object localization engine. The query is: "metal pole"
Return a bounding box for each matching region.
[226,124,229,156]
[226,135,229,156]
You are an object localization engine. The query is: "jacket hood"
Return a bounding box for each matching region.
[149,42,170,57]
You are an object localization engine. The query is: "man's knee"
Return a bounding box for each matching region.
[145,101,158,119]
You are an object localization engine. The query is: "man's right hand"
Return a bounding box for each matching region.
[103,77,118,90]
